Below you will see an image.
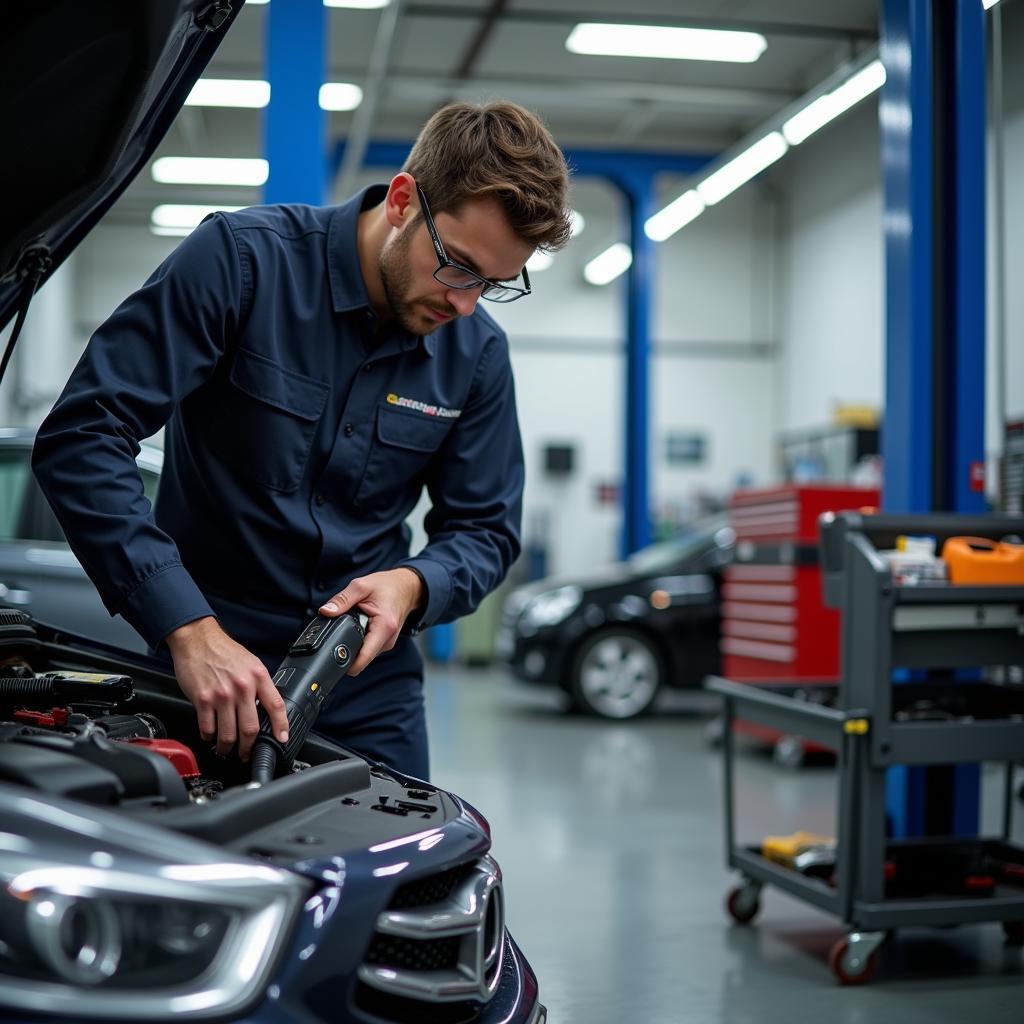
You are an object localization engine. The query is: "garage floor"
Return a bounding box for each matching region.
[424,665,1024,1024]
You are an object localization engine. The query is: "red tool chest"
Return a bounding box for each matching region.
[722,485,880,683]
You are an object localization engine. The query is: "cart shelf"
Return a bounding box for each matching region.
[708,512,1024,984]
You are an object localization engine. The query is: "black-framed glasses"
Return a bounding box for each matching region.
[416,184,531,303]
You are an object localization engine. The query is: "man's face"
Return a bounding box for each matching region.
[378,195,534,335]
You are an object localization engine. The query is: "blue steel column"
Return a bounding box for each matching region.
[950,0,986,516]
[881,0,986,838]
[621,179,656,557]
[264,0,328,205]
[881,0,933,514]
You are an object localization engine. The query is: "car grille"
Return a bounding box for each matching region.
[388,862,476,909]
[365,934,461,972]
[357,855,505,1018]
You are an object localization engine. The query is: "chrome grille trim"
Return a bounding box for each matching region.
[358,855,506,1003]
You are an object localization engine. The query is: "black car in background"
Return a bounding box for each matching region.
[497,518,735,718]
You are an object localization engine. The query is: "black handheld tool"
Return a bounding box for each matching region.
[250,613,365,784]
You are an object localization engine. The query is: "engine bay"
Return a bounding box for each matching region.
[0,609,459,858]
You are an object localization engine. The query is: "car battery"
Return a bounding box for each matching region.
[721,485,879,760]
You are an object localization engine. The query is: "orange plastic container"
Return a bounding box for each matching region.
[942,537,1024,585]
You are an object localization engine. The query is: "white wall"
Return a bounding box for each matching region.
[772,100,884,434]
[489,182,776,575]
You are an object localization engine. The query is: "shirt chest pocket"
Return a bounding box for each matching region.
[355,406,453,509]
[208,348,329,493]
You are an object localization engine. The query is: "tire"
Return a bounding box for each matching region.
[828,937,878,985]
[568,628,664,719]
[725,886,760,925]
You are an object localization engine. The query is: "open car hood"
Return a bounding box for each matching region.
[0,0,242,329]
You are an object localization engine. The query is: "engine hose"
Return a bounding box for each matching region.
[0,677,54,700]
[250,741,278,785]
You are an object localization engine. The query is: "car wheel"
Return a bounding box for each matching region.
[568,628,664,719]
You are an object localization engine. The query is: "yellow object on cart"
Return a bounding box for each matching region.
[761,831,836,869]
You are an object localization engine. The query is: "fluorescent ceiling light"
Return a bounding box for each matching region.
[644,190,705,242]
[569,209,585,237]
[526,250,554,272]
[566,23,767,63]
[696,132,788,206]
[584,243,632,286]
[151,157,269,187]
[185,78,270,109]
[782,60,886,145]
[151,205,245,236]
[319,82,364,111]
[983,0,1002,8]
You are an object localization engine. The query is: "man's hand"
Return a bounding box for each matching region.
[320,568,424,676]
[165,616,290,761]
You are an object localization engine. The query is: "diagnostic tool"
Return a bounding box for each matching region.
[250,613,365,783]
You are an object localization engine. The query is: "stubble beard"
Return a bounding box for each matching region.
[378,228,456,335]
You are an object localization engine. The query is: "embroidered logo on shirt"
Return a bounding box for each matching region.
[386,393,462,418]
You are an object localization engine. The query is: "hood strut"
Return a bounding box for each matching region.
[0,245,52,387]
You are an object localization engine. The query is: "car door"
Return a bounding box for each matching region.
[0,443,157,653]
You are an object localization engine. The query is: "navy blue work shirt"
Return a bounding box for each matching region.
[32,185,524,655]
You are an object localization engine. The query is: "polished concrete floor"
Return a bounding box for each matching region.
[424,665,1024,1024]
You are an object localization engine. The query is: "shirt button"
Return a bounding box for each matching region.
[363,363,373,372]
[316,579,328,591]
[315,494,326,506]
[344,423,354,437]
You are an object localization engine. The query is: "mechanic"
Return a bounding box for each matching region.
[32,101,572,781]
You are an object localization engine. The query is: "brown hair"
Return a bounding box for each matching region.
[403,101,572,252]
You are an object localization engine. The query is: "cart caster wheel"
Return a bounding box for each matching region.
[1002,921,1024,946]
[828,936,879,985]
[726,885,761,925]
[773,735,805,769]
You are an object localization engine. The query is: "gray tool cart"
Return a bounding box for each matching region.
[707,512,1024,984]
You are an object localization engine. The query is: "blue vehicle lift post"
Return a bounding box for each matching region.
[263,0,328,206]
[880,0,987,837]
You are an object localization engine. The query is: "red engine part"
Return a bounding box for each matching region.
[14,707,70,728]
[127,738,201,778]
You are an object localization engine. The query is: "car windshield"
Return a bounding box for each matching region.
[626,520,726,574]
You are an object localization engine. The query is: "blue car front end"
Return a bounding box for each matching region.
[0,623,544,1024]
[0,779,543,1024]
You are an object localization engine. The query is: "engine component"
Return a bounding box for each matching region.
[94,712,166,740]
[127,738,200,779]
[0,671,134,709]
[0,728,186,807]
[250,613,365,784]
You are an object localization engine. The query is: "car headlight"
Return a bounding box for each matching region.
[0,787,308,1020]
[519,585,582,632]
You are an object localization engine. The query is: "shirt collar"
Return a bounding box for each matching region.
[327,184,437,358]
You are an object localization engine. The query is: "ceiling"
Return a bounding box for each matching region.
[112,0,879,227]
